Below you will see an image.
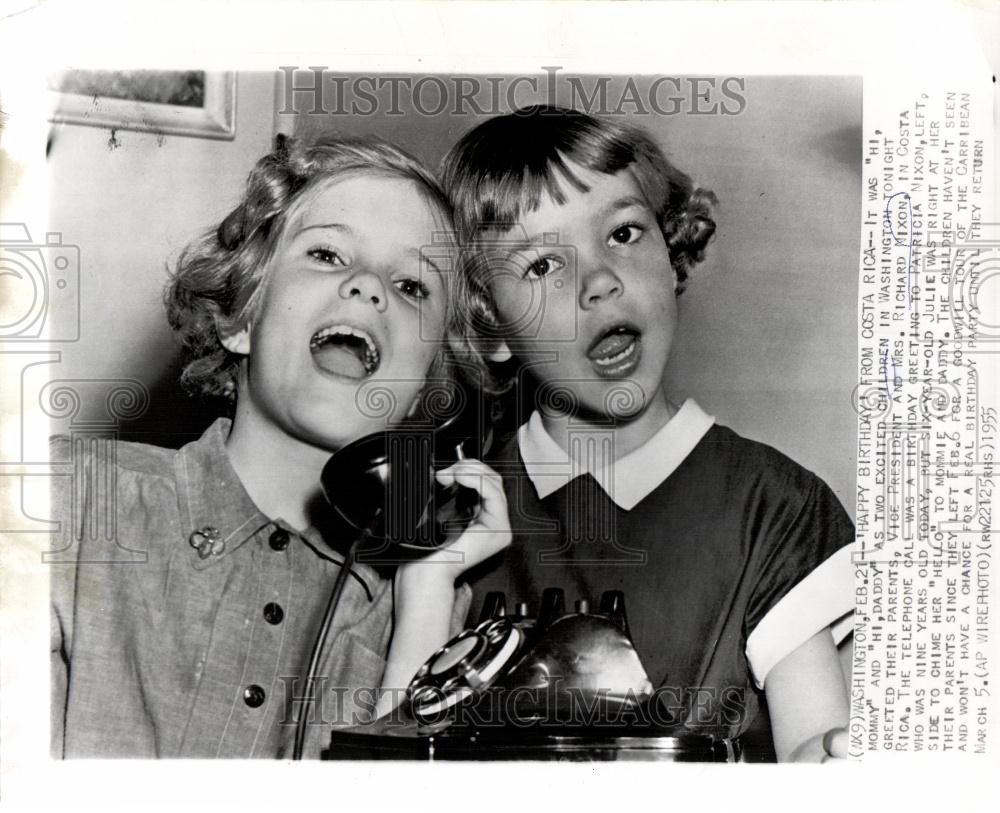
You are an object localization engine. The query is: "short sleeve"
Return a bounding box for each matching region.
[744,474,855,687]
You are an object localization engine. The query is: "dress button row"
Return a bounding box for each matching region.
[243,684,266,708]
[269,528,290,551]
[263,602,284,625]
[249,530,288,711]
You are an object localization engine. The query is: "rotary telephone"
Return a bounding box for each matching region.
[324,589,738,762]
[315,388,737,761]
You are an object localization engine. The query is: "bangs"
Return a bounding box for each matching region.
[472,153,590,232]
[446,106,645,239]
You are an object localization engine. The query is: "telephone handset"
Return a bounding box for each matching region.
[320,384,493,562]
[294,387,492,758]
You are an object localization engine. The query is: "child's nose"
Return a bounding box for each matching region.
[339,269,388,313]
[578,263,623,309]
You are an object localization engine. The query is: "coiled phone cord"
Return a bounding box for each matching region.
[292,515,378,760]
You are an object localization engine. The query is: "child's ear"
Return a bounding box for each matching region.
[218,321,251,355]
[488,340,512,363]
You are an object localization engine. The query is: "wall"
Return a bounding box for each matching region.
[45,71,277,445]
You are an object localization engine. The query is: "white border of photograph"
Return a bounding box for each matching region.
[2,2,997,811]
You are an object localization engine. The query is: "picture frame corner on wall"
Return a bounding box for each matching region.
[47,69,237,141]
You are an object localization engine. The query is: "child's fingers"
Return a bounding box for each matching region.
[436,461,507,527]
[821,727,848,760]
[433,461,511,570]
[436,459,501,489]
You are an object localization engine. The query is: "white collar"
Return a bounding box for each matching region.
[516,398,716,510]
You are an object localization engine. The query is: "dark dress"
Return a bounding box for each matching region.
[461,420,854,740]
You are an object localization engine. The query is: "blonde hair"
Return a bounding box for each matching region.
[165,136,454,401]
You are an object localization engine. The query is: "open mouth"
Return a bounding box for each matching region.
[310,324,381,379]
[587,324,642,378]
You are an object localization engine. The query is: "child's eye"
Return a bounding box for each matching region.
[394,278,430,300]
[608,223,644,246]
[524,256,566,279]
[307,247,347,266]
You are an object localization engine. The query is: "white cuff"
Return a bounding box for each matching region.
[746,545,854,689]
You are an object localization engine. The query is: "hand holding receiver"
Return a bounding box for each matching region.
[403,458,512,583]
[378,458,511,718]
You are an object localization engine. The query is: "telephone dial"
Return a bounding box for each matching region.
[324,588,738,762]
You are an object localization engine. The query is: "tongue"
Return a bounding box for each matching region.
[588,331,635,361]
[312,344,367,379]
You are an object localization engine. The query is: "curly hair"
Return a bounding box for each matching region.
[165,135,454,402]
[439,105,717,393]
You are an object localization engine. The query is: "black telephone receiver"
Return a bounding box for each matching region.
[320,382,492,563]
[295,384,491,758]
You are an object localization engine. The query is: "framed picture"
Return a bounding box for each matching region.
[48,69,236,140]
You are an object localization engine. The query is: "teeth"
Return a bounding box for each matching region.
[310,324,376,352]
[593,339,637,367]
[310,324,381,375]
